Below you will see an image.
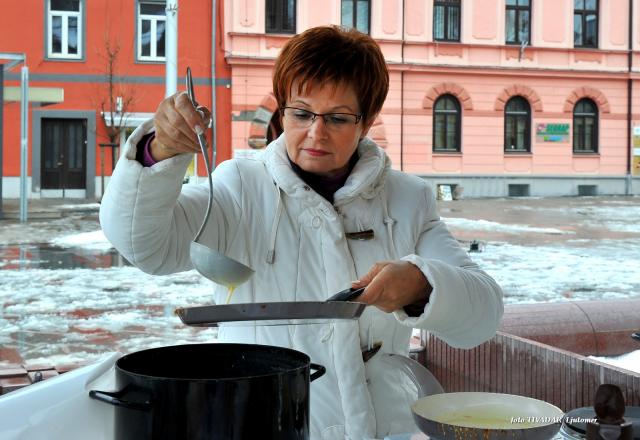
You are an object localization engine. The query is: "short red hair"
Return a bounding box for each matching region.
[273,26,389,125]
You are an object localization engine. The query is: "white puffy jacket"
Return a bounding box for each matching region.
[100,120,503,439]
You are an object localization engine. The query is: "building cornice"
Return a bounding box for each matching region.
[225,54,639,80]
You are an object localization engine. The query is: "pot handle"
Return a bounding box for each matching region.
[309,363,326,382]
[89,388,152,411]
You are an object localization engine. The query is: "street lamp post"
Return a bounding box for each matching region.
[0,54,29,222]
[19,65,28,222]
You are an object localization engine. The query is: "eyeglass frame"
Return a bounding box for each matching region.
[280,106,364,128]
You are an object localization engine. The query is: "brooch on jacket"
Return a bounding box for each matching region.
[345,229,374,241]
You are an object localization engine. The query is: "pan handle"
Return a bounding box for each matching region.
[89,387,152,411]
[309,363,326,382]
[326,287,365,302]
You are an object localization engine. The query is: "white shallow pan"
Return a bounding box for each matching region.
[412,392,564,440]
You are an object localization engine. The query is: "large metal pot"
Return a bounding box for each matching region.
[412,392,564,440]
[89,343,325,440]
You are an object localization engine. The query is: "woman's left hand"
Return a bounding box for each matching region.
[351,260,432,313]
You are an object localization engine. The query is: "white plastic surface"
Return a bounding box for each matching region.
[0,353,119,440]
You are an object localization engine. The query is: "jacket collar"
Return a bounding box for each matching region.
[262,134,390,204]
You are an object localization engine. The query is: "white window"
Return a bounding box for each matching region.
[47,0,83,59]
[137,2,166,62]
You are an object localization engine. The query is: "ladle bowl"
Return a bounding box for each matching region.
[190,241,254,287]
[186,67,254,287]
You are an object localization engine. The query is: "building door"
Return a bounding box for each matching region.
[41,118,87,191]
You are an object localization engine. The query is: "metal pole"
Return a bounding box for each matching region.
[211,0,217,170]
[0,65,4,220]
[19,65,28,222]
[100,145,105,199]
[165,1,178,98]
[625,0,633,194]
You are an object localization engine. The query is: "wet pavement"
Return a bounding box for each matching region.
[439,196,640,245]
[0,243,126,270]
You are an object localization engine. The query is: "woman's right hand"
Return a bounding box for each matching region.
[150,92,212,162]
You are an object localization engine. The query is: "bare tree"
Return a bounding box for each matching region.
[99,38,136,148]
[92,35,137,197]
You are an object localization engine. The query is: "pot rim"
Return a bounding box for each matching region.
[115,343,312,382]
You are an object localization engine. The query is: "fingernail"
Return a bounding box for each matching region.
[194,125,203,135]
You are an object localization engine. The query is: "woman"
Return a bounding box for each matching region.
[100,26,503,439]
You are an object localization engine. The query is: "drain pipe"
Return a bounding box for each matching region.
[211,0,217,169]
[399,0,405,171]
[626,0,633,194]
[0,65,3,220]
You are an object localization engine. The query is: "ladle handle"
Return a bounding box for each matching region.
[193,129,213,243]
[186,67,214,244]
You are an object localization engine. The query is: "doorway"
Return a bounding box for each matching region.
[41,118,87,194]
[266,111,283,145]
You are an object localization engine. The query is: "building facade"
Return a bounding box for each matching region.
[1,0,639,201]
[227,0,640,197]
[1,0,231,201]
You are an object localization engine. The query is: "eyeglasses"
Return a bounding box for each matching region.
[281,107,363,131]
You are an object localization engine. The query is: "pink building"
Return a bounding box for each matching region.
[224,0,640,197]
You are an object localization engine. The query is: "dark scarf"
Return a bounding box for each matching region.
[287,152,359,204]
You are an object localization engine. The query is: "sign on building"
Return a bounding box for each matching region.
[536,123,570,143]
[633,126,640,176]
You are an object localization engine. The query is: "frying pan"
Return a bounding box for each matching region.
[175,287,366,326]
[412,392,564,440]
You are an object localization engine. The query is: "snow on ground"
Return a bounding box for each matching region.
[442,217,574,235]
[0,265,218,367]
[1,196,639,373]
[50,230,113,252]
[467,239,640,303]
[591,350,640,376]
[53,203,101,211]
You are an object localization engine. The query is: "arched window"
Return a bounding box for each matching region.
[573,98,598,153]
[433,94,461,152]
[504,96,531,152]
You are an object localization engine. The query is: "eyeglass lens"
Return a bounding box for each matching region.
[283,107,359,129]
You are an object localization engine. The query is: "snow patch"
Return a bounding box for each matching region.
[591,350,640,374]
[442,217,574,235]
[50,230,113,252]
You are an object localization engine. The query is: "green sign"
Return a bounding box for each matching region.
[536,123,570,143]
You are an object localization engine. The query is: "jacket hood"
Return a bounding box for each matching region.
[262,134,391,205]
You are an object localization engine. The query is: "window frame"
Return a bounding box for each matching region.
[433,0,461,43]
[573,0,599,48]
[572,98,599,153]
[136,0,167,63]
[432,94,462,153]
[505,0,531,45]
[266,0,297,34]
[504,96,532,153]
[341,0,371,34]
[45,0,85,61]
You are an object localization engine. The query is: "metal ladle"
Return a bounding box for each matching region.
[186,67,254,287]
